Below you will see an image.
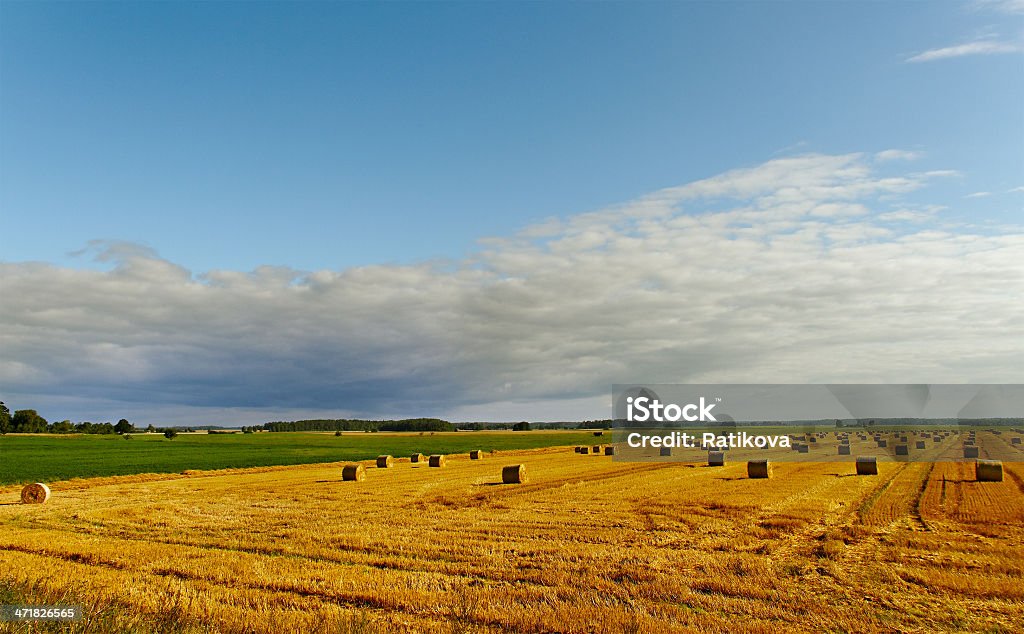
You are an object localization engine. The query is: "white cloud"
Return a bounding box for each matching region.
[965,191,993,198]
[877,208,941,223]
[1008,186,1024,193]
[875,149,924,162]
[2,152,1023,424]
[972,0,1024,15]
[907,40,1021,63]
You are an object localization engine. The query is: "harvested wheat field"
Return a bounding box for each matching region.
[1,443,1023,633]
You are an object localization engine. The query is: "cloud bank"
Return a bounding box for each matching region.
[2,152,1023,423]
[907,39,1021,63]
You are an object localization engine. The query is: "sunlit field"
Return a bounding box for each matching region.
[0,431,600,486]
[1,431,1022,633]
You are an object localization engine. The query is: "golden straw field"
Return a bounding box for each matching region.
[1,436,1023,633]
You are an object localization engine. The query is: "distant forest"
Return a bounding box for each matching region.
[262,419,614,432]
[263,418,454,432]
[0,399,613,435]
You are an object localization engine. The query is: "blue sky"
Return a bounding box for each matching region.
[2,1,1020,272]
[1,1,1022,424]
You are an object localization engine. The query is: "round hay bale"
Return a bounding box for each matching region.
[707,451,725,467]
[1011,437,1021,445]
[470,450,484,460]
[21,483,50,504]
[747,460,771,479]
[604,446,616,456]
[591,445,601,454]
[838,445,851,455]
[376,455,394,468]
[429,454,446,468]
[856,456,878,475]
[895,445,909,456]
[877,440,887,448]
[660,447,672,457]
[797,444,809,454]
[915,441,926,449]
[976,459,1003,482]
[963,446,980,459]
[341,464,366,481]
[410,453,424,463]
[502,464,527,484]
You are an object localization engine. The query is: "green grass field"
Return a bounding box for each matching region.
[0,431,603,485]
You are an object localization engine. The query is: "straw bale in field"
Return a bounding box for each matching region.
[502,464,527,484]
[856,456,878,475]
[342,464,366,482]
[976,460,1003,482]
[21,483,50,504]
[747,460,771,479]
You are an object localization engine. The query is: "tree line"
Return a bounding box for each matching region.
[0,400,174,436]
[1,399,615,436]
[263,418,455,433]
[262,419,613,432]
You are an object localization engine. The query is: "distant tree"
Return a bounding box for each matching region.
[512,421,531,431]
[0,402,10,435]
[334,431,342,437]
[145,424,157,433]
[115,419,133,435]
[13,409,48,433]
[50,420,75,434]
[164,429,178,440]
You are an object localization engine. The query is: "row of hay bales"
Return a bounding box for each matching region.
[575,445,615,455]
[692,453,1005,482]
[342,452,527,484]
[761,429,1018,462]
[374,449,493,470]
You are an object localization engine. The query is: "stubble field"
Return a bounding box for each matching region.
[1,431,1022,633]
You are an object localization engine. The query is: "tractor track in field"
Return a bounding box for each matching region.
[0,534,560,593]
[1006,464,1024,496]
[858,462,934,530]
